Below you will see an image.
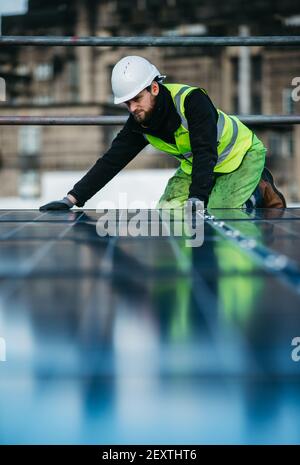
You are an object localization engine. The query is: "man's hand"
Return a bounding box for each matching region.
[39,195,76,211]
[184,197,204,214]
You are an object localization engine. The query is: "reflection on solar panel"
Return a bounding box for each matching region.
[0,209,300,444]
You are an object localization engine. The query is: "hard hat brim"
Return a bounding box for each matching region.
[113,74,166,104]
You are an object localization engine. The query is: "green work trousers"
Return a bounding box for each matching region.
[157,133,266,209]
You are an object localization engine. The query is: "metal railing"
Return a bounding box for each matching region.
[1,35,300,46]
[0,115,299,126]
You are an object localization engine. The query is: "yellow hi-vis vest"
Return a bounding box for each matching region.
[144,83,253,174]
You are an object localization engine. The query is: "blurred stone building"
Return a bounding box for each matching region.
[0,0,300,200]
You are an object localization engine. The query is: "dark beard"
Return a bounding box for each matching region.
[131,85,180,136]
[133,107,155,125]
[139,87,167,129]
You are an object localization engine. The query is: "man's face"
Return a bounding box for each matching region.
[124,82,159,125]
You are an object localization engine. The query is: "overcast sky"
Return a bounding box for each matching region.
[0,0,28,15]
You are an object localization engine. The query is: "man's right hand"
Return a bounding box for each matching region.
[39,196,76,211]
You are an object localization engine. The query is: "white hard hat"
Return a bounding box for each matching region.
[111,56,166,104]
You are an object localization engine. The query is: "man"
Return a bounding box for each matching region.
[40,55,286,212]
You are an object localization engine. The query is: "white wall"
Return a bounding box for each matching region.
[1,169,175,209]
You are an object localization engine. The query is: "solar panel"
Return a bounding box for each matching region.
[0,208,300,444]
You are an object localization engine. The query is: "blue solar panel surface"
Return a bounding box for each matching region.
[0,208,300,444]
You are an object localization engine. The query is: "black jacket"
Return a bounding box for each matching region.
[68,84,218,206]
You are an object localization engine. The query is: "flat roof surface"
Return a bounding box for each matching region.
[0,208,300,444]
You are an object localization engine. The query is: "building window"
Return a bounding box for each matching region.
[18,127,41,155]
[107,64,115,103]
[282,88,295,114]
[252,55,262,81]
[33,95,54,105]
[19,171,41,199]
[68,60,79,102]
[231,57,238,84]
[231,55,262,113]
[34,63,53,81]
[268,131,293,159]
[252,94,261,114]
[0,77,5,102]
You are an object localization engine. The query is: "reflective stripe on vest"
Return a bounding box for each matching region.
[174,85,191,129]
[172,89,239,168]
[217,112,225,141]
[144,83,253,174]
[216,116,238,166]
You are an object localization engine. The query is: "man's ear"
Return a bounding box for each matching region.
[151,81,160,96]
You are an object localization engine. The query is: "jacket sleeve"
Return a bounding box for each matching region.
[67,119,148,206]
[184,89,218,205]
